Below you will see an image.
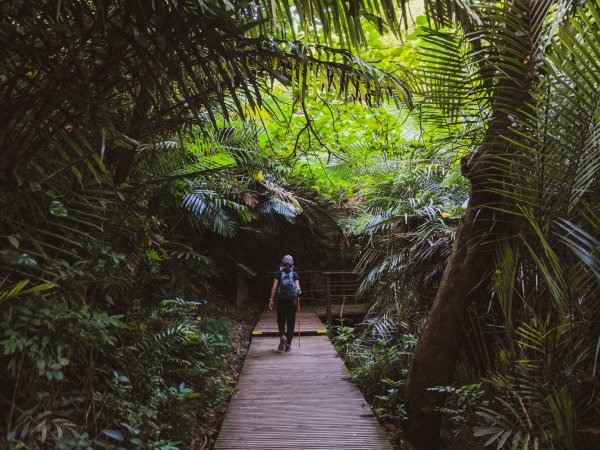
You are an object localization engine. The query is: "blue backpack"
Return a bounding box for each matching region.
[277,271,298,304]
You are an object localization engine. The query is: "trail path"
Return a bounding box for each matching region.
[214,309,392,449]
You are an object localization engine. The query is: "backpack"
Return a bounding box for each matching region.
[277,271,298,304]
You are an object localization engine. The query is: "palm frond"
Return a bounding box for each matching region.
[556,218,600,283]
[1,1,413,188]
[182,189,251,237]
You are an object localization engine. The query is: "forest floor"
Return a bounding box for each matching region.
[185,292,261,450]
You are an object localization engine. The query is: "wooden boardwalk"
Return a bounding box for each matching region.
[214,310,392,450]
[253,308,325,335]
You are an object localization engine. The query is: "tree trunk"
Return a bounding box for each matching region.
[112,85,152,186]
[402,126,508,449]
[112,1,156,186]
[401,0,543,445]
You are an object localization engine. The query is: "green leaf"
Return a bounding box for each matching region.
[8,235,19,248]
[49,200,68,217]
[440,168,463,188]
[0,281,57,303]
[26,282,56,294]
[0,250,38,267]
[103,429,124,442]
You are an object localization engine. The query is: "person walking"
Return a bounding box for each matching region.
[268,255,301,352]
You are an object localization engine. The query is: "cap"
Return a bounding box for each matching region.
[281,255,294,265]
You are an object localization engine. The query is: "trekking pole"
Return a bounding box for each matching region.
[297,293,301,348]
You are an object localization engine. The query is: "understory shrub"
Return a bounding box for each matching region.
[1,294,234,449]
[331,324,417,425]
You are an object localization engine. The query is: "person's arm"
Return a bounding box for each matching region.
[268,278,278,310]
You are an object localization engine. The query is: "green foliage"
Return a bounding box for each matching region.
[1,283,234,448]
[430,384,485,426]
[332,325,417,425]
[347,161,467,320]
[1,0,599,448]
[393,0,600,447]
[2,0,390,440]
[329,325,357,357]
[462,1,600,448]
[92,300,233,449]
[326,0,600,448]
[0,116,238,447]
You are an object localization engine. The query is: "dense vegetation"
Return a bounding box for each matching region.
[1,0,598,449]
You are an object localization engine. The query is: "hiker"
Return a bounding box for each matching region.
[268,255,301,352]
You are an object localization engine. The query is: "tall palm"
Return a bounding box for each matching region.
[469,2,600,446]
[401,0,600,448]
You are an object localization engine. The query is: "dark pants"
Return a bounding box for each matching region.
[276,301,297,345]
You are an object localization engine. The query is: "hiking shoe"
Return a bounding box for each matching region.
[278,335,287,351]
[284,344,291,352]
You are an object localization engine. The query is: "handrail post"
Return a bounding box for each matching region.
[326,273,332,324]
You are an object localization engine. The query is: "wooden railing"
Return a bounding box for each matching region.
[323,271,360,323]
[266,270,361,323]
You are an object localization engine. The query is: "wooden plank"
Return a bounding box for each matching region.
[253,309,325,335]
[214,322,392,450]
[253,305,369,333]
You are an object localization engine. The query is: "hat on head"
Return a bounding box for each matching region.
[281,255,294,265]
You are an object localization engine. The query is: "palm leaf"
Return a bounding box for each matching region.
[182,189,251,237]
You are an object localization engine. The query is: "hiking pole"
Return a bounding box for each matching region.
[297,293,301,348]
